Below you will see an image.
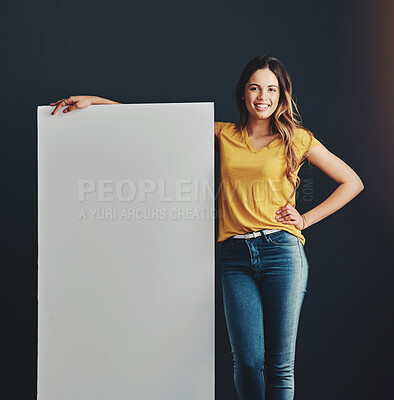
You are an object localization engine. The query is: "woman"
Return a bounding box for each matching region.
[50,54,364,400]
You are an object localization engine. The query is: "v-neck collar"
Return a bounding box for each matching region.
[242,126,281,153]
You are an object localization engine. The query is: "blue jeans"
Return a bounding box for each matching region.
[220,229,309,400]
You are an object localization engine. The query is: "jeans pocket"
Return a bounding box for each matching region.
[266,230,299,246]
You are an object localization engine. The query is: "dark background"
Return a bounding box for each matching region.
[1,0,393,399]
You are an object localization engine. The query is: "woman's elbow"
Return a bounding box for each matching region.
[343,176,364,194]
[354,177,365,193]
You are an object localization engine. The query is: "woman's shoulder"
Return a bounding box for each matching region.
[216,121,238,131]
[215,121,239,138]
[294,126,310,140]
[294,126,322,150]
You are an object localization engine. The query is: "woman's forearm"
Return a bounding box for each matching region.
[302,180,364,229]
[91,96,122,105]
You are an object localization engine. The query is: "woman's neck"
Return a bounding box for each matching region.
[245,118,274,138]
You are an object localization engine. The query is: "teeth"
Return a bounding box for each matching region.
[255,104,269,109]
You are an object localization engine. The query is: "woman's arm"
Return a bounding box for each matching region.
[50,95,121,115]
[301,144,364,229]
[91,96,122,105]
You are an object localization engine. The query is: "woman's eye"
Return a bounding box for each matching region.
[250,87,276,92]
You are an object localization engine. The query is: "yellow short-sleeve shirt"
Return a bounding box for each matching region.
[216,122,322,245]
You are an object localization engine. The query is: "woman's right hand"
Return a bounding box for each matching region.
[50,95,93,115]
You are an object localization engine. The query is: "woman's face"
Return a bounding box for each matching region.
[243,68,280,121]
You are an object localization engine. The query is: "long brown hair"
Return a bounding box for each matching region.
[235,54,316,203]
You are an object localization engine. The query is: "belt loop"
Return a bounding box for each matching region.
[260,229,268,242]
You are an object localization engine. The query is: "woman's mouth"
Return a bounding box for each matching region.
[255,104,270,111]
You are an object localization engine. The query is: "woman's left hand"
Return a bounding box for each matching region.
[275,203,304,230]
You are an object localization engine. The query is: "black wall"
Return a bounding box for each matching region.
[1,0,393,399]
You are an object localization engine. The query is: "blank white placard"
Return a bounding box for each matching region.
[37,103,215,400]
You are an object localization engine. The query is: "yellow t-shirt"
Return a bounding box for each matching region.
[217,122,322,245]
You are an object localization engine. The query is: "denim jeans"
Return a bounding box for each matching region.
[220,229,309,400]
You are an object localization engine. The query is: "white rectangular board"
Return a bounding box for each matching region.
[37,103,215,400]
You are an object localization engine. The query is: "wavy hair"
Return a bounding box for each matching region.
[235,54,316,203]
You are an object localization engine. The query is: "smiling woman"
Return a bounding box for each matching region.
[49,53,364,400]
[214,54,364,400]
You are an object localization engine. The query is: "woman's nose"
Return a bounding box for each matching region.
[257,91,268,100]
